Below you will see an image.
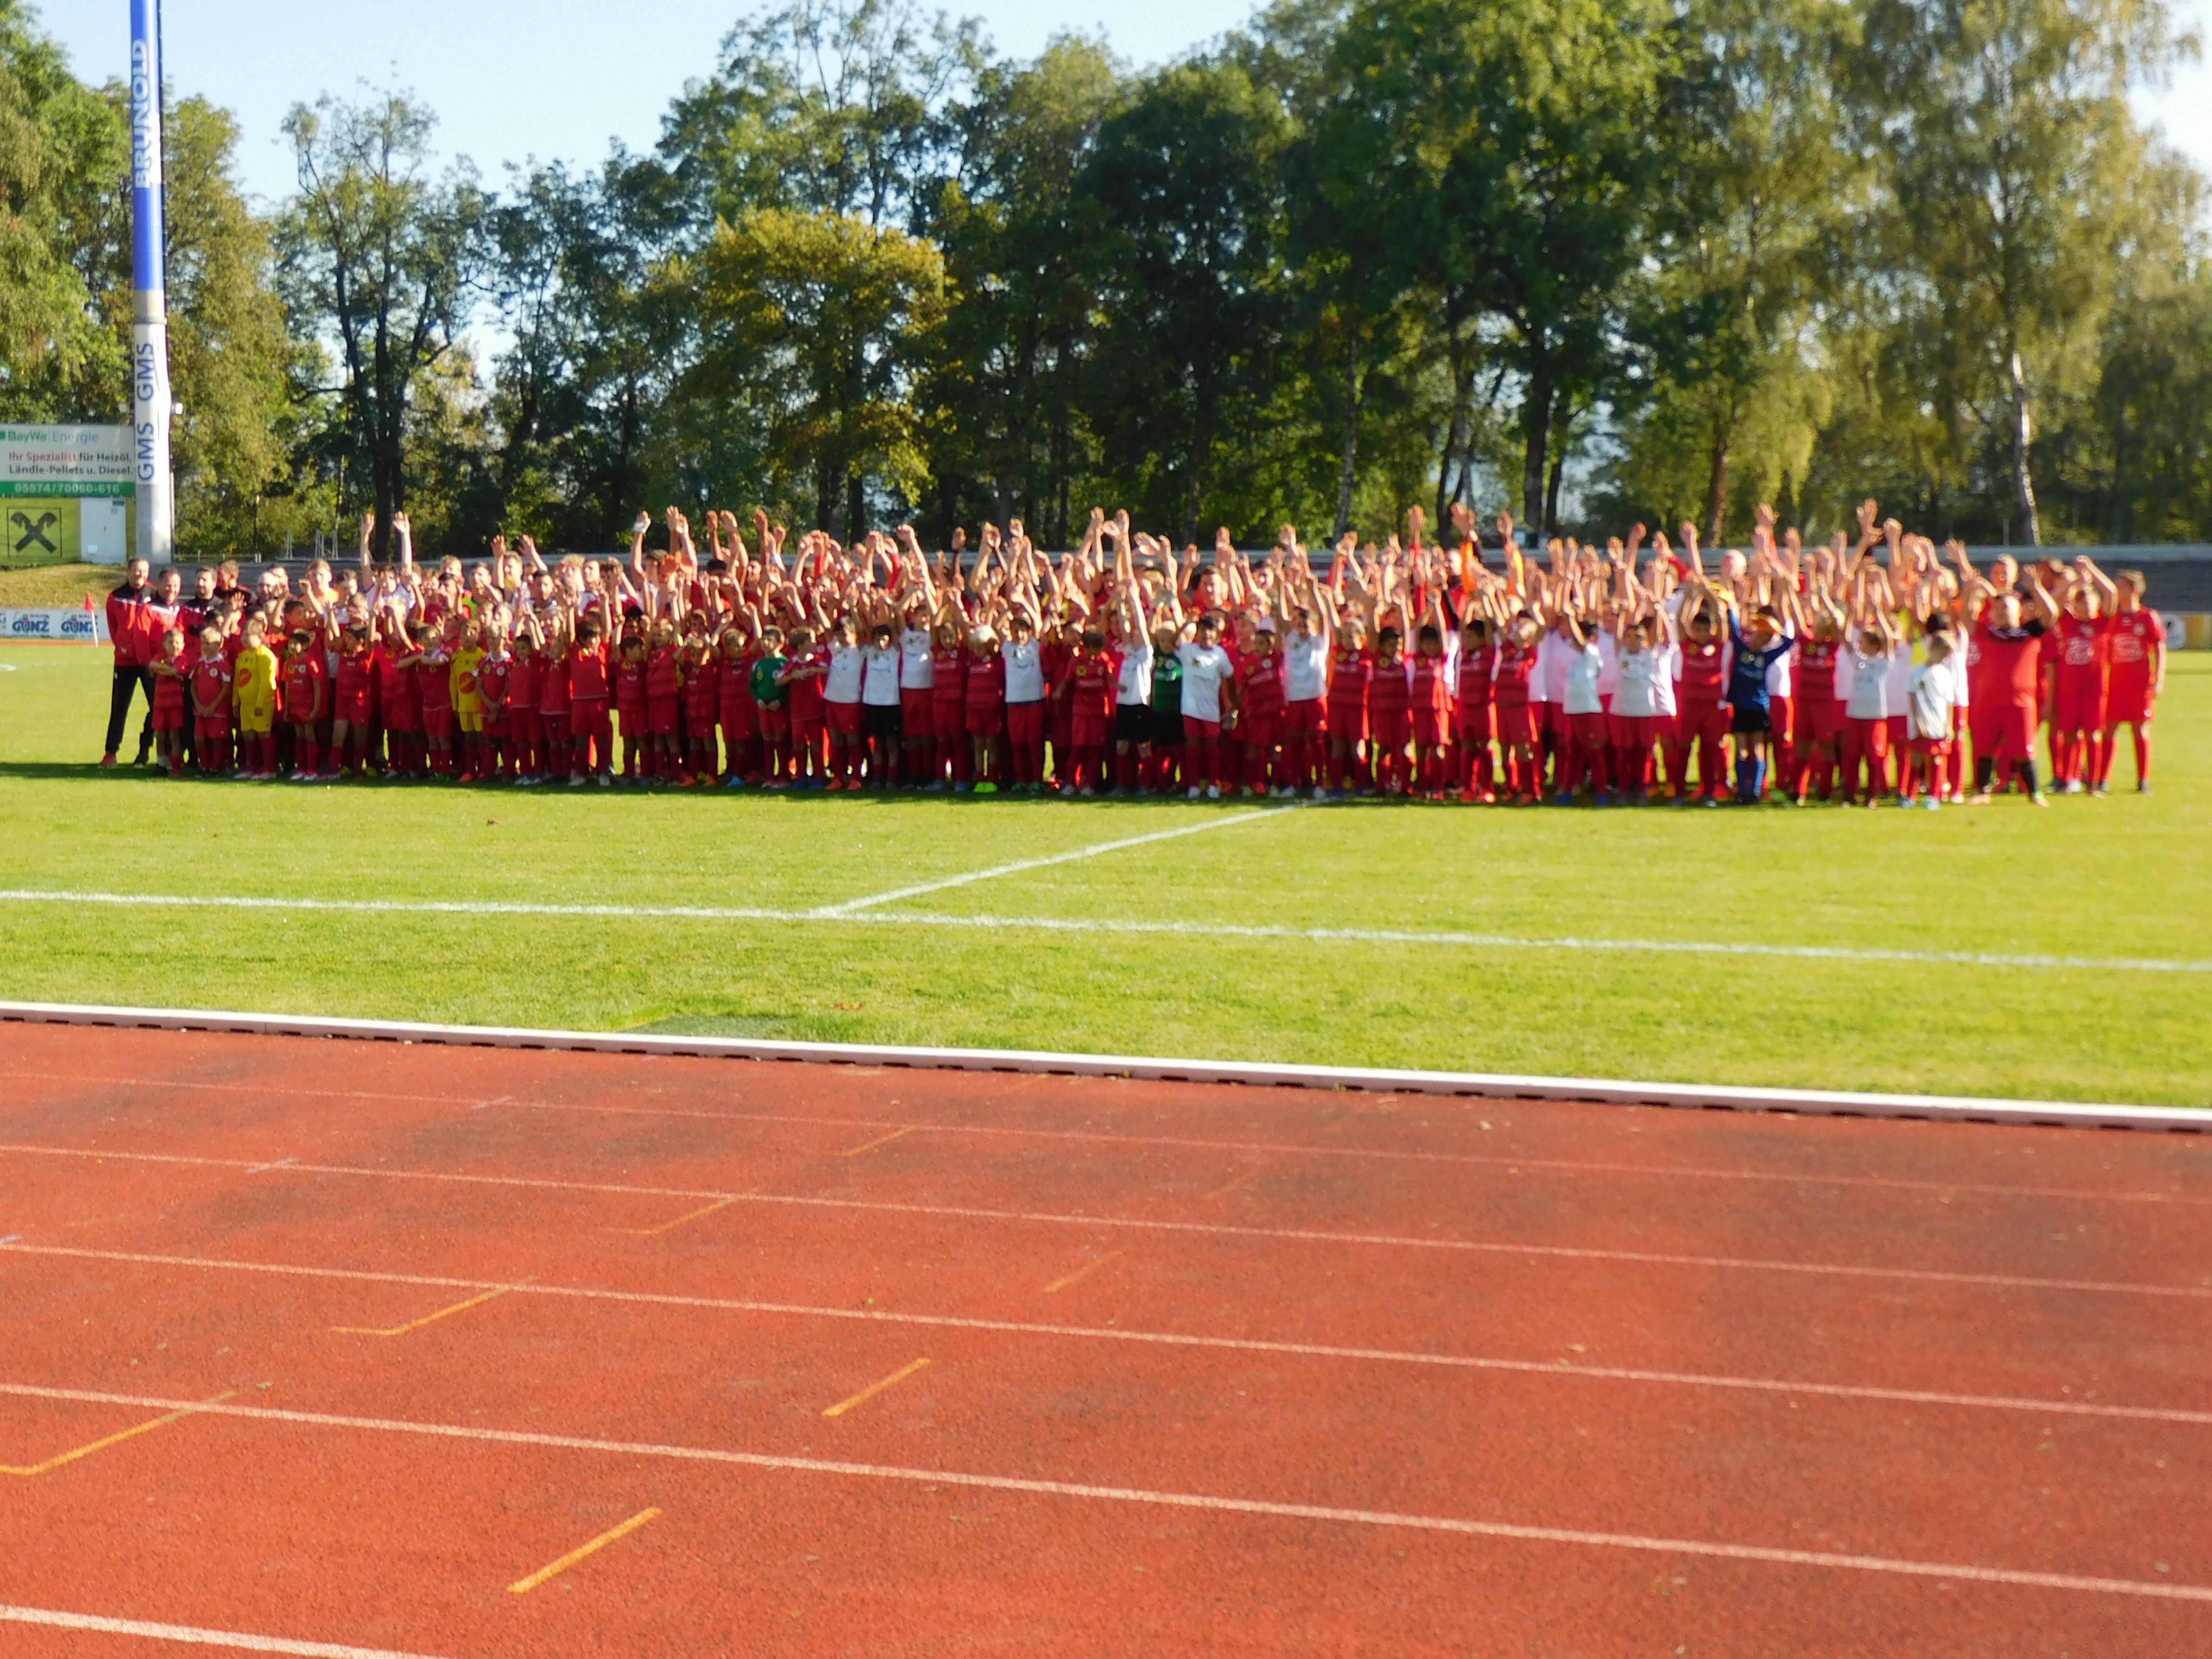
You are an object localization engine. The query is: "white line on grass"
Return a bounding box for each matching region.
[9,1241,2206,1427]
[5,1142,2207,1298]
[0,888,2205,975]
[1,1383,2205,1602]
[802,804,1300,915]
[0,1603,452,1658]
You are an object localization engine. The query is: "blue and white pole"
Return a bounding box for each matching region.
[129,0,174,562]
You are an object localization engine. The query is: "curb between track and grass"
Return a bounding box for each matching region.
[1,1000,2203,1134]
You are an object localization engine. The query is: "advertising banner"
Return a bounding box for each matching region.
[0,427,136,498]
[0,607,111,643]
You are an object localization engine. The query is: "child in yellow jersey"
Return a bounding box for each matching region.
[449,619,488,781]
[232,617,280,779]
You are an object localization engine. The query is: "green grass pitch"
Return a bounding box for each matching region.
[2,641,2206,1107]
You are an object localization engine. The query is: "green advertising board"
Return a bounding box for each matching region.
[0,426,136,566]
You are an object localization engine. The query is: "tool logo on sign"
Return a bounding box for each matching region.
[8,509,59,556]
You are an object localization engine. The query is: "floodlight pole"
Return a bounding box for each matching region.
[129,0,174,563]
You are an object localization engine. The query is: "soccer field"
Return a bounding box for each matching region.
[3,642,2207,1107]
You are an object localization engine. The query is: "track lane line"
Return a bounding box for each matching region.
[10,1065,2203,1207]
[4,1143,2205,1299]
[6,1243,2208,1427]
[1,1381,2204,1604]
[1,1390,236,1476]
[507,1506,661,1594]
[0,1605,452,1657]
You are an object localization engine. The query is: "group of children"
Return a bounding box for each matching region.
[114,499,2167,807]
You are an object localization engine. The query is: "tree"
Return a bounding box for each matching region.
[1854,0,2184,544]
[679,206,946,533]
[1081,59,1291,540]
[276,90,487,556]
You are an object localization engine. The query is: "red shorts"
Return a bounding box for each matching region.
[901,689,935,739]
[756,705,790,739]
[683,707,718,740]
[1802,698,1846,745]
[1767,693,1794,748]
[1184,716,1222,744]
[1326,702,1366,743]
[2103,672,2150,724]
[1493,701,1536,747]
[1456,702,1494,746]
[1908,734,1951,759]
[1620,713,1665,751]
[1283,697,1326,736]
[1367,709,1410,751]
[1847,714,1890,760]
[1569,709,1607,748]
[335,691,370,726]
[965,705,1004,739]
[1242,712,1281,749]
[932,697,963,739]
[540,711,569,746]
[423,707,454,741]
[1410,707,1446,747]
[1071,717,1110,748]
[2054,676,2106,733]
[1988,697,2036,762]
[827,700,864,739]
[616,700,646,736]
[153,708,186,732]
[1007,701,1046,745]
[194,714,230,742]
[385,700,421,736]
[648,697,680,737]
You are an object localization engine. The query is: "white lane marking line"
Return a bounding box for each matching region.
[0,1602,453,1657]
[246,1156,298,1175]
[11,1068,2204,1208]
[9,1242,2207,1427]
[1,1382,2204,1603]
[5,1142,2205,1299]
[804,806,1301,916]
[0,888,2203,974]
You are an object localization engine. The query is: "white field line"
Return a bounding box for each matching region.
[5,1141,2208,1298]
[2,1382,2207,1603]
[15,1067,2201,1206]
[0,1603,452,1657]
[805,805,1300,915]
[0,886,2206,974]
[9,1240,2207,1428]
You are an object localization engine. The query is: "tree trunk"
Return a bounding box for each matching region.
[1702,419,1730,548]
[1434,333,1473,535]
[1520,347,1553,535]
[2009,346,2041,547]
[1333,333,1364,540]
[1542,393,1574,536]
[847,470,866,541]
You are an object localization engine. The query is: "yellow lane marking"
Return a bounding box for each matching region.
[840,1127,914,1157]
[1203,1164,1269,1199]
[2,1391,237,1476]
[821,1358,931,1419]
[331,1287,509,1337]
[1041,1250,1125,1295]
[614,1196,739,1238]
[507,1507,662,1594]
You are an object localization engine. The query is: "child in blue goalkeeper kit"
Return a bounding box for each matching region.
[1724,606,1796,804]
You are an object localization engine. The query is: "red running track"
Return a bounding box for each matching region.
[0,1024,2207,1657]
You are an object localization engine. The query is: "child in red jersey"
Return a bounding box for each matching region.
[1965,571,2058,805]
[1791,594,1849,804]
[679,634,720,784]
[149,626,191,775]
[506,630,544,783]
[928,615,968,790]
[717,626,758,786]
[1325,622,1372,797]
[568,609,615,786]
[2050,558,2117,794]
[1669,582,1729,804]
[1489,614,1541,803]
[1408,605,1452,799]
[331,624,377,775]
[280,628,327,780]
[187,624,234,775]
[613,631,650,781]
[406,618,456,778]
[1057,625,1120,794]
[780,625,826,786]
[963,623,1007,794]
[643,618,682,783]
[1452,615,1498,803]
[1363,624,1413,797]
[2099,571,2163,792]
[1236,617,1287,797]
[477,624,514,780]
[375,608,422,776]
[533,611,574,784]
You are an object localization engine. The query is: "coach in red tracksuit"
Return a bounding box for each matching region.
[102,557,161,767]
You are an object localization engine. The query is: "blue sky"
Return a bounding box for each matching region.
[35,0,1261,203]
[35,0,2212,208]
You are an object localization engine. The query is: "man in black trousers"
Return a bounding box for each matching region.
[101,557,157,767]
